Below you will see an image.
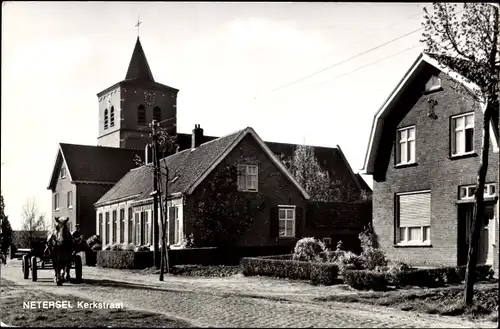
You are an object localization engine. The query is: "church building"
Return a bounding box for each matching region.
[47,36,370,245]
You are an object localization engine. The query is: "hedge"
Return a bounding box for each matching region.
[343,270,388,291]
[97,250,153,269]
[387,265,493,288]
[240,257,338,285]
[343,265,495,291]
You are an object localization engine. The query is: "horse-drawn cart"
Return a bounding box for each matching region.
[21,242,82,284]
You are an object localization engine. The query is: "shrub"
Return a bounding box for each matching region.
[172,265,239,277]
[97,250,153,269]
[385,261,411,286]
[121,243,136,251]
[110,243,123,251]
[343,270,388,291]
[241,257,311,281]
[292,237,328,262]
[310,262,339,285]
[334,251,364,275]
[240,257,339,285]
[358,224,387,270]
[179,233,196,249]
[134,245,150,252]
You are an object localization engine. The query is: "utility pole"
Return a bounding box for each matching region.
[150,120,160,269]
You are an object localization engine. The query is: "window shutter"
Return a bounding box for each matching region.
[168,207,176,244]
[399,192,431,227]
[269,207,278,238]
[295,207,303,238]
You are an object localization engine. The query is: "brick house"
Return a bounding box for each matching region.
[94,127,311,249]
[361,53,499,276]
[47,36,370,242]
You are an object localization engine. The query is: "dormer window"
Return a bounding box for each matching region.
[138,105,146,125]
[396,126,416,165]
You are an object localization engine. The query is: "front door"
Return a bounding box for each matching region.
[458,203,495,265]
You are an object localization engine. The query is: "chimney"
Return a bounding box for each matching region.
[144,143,153,164]
[191,124,204,149]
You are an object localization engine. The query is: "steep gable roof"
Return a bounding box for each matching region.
[362,52,500,175]
[47,143,143,191]
[125,37,154,81]
[95,127,311,207]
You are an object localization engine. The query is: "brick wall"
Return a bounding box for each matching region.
[51,162,77,231]
[185,134,308,249]
[373,72,499,267]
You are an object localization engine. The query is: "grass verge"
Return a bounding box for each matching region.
[314,283,498,322]
[0,278,193,327]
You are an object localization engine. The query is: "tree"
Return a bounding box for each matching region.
[134,124,179,280]
[19,198,48,250]
[0,194,13,258]
[194,165,265,247]
[421,3,499,305]
[280,144,363,202]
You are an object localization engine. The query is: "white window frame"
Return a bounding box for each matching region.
[425,76,442,93]
[396,126,416,165]
[396,190,431,246]
[169,206,181,245]
[120,208,125,244]
[237,164,259,192]
[322,237,332,246]
[67,191,73,209]
[451,112,474,156]
[54,194,60,211]
[459,183,497,200]
[60,168,66,179]
[278,205,296,238]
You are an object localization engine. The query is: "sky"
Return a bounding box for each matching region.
[1,2,429,230]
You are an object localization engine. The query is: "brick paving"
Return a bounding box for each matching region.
[1,262,496,328]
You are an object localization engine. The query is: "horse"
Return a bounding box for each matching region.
[46,217,73,286]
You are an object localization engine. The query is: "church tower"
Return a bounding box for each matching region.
[97,37,178,150]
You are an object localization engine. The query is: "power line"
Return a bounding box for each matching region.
[268,27,424,94]
[297,43,423,94]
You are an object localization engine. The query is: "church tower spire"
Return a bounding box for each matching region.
[125,37,155,82]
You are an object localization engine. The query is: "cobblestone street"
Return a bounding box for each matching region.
[1,261,496,328]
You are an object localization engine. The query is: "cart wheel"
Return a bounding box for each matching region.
[31,256,37,282]
[22,255,29,279]
[74,255,82,283]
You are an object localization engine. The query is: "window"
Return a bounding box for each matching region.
[323,237,332,246]
[104,109,109,130]
[60,168,66,179]
[135,212,141,245]
[460,183,497,200]
[110,106,115,127]
[169,206,180,245]
[138,105,146,125]
[120,209,125,244]
[98,213,103,239]
[451,113,474,156]
[144,211,150,245]
[396,126,415,165]
[425,75,442,93]
[237,164,258,192]
[128,208,133,243]
[67,191,73,208]
[112,210,117,243]
[105,212,110,245]
[396,192,431,245]
[278,206,295,237]
[153,106,161,123]
[54,194,60,211]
